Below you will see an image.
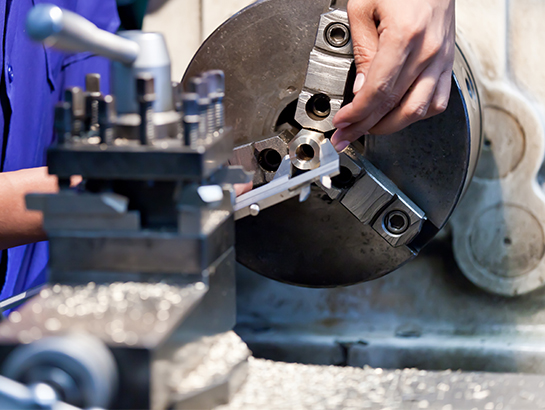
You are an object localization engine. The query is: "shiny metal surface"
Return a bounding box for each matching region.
[231,134,291,186]
[14,8,251,408]
[184,0,482,287]
[0,282,207,348]
[114,31,173,114]
[234,138,339,220]
[161,332,250,409]
[317,147,427,248]
[289,130,325,170]
[26,4,139,65]
[2,335,117,409]
[0,375,78,410]
[220,358,545,410]
[294,9,353,133]
[27,5,174,115]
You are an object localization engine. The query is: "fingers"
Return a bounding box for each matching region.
[369,63,444,135]
[331,138,351,152]
[331,122,366,149]
[234,181,253,197]
[332,66,452,145]
[331,0,456,151]
[423,69,452,119]
[346,0,379,93]
[331,42,422,144]
[333,28,412,128]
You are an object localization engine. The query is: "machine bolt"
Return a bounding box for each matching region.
[306,93,331,120]
[137,74,156,102]
[98,95,116,144]
[136,73,156,145]
[64,87,85,136]
[188,76,211,139]
[182,93,200,147]
[172,81,183,113]
[204,72,217,133]
[204,70,225,132]
[85,73,101,95]
[84,73,102,133]
[249,204,260,216]
[325,23,350,48]
[384,211,410,235]
[54,102,72,144]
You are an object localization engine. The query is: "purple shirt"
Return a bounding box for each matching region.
[0,0,120,300]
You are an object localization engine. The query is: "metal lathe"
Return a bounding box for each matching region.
[1,0,545,409]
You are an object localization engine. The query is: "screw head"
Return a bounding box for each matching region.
[325,23,350,48]
[136,73,156,103]
[85,73,101,95]
[385,211,410,235]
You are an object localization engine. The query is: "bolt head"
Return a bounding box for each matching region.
[325,23,350,48]
[136,74,156,102]
[85,73,101,94]
[384,211,410,235]
[249,204,260,217]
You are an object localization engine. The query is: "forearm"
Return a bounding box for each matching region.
[0,165,250,251]
[0,167,59,250]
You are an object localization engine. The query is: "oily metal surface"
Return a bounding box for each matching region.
[184,0,477,287]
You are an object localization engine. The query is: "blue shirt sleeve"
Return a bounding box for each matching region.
[0,0,120,301]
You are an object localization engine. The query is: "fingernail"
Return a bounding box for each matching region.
[331,129,342,145]
[334,122,351,129]
[334,140,350,152]
[353,73,365,94]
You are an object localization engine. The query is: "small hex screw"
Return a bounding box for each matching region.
[325,23,350,48]
[385,211,410,235]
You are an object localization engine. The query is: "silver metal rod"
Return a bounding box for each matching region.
[26,4,139,65]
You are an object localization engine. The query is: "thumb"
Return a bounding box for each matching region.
[347,0,379,94]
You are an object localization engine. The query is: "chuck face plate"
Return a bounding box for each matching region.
[183,0,482,287]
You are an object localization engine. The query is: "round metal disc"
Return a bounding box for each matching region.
[183,0,481,287]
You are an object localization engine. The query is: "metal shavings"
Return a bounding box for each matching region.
[168,331,250,396]
[217,359,545,410]
[0,281,207,348]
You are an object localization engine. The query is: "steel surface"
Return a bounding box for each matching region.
[184,0,481,287]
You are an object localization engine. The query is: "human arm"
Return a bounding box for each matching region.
[0,167,81,250]
[331,0,456,151]
[0,165,250,251]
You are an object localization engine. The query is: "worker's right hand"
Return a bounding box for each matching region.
[331,0,456,151]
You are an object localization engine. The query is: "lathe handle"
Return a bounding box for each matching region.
[26,4,140,65]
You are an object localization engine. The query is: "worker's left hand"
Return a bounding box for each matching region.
[331,0,456,151]
[234,181,253,196]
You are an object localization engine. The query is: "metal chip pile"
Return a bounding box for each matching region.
[2,282,207,348]
[170,332,251,396]
[220,358,545,410]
